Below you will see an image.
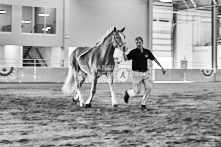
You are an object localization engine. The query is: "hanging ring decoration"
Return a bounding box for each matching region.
[0,67,15,79]
[117,69,128,82]
[201,69,215,79]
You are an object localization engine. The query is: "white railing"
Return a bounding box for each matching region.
[0,58,70,68]
[0,58,220,69]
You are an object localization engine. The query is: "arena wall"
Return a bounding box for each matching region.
[0,68,220,83]
[0,0,64,47]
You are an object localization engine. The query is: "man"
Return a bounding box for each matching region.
[122,37,166,110]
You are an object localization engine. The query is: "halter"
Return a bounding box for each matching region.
[112,31,126,48]
[111,31,127,64]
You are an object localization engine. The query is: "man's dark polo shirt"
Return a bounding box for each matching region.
[126,48,155,72]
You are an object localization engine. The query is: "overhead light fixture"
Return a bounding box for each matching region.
[0,10,6,14]
[160,0,172,2]
[21,20,31,24]
[202,18,211,22]
[38,13,49,17]
[42,27,51,31]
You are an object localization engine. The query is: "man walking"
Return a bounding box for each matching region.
[122,37,166,110]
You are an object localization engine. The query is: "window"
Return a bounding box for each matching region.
[22,6,56,34]
[22,6,33,33]
[0,4,12,32]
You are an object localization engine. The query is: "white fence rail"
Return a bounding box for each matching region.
[0,59,70,68]
[0,58,220,69]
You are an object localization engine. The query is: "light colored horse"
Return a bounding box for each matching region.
[62,27,127,108]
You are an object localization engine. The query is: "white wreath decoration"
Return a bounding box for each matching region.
[117,69,128,82]
[201,69,215,79]
[0,67,15,79]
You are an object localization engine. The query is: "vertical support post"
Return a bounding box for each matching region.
[147,0,154,80]
[172,6,177,69]
[34,59,37,82]
[212,0,218,81]
[63,0,70,67]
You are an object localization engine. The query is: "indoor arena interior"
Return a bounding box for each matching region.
[0,0,221,146]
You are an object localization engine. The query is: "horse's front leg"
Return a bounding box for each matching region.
[85,73,98,107]
[107,72,118,108]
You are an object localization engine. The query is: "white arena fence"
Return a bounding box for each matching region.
[0,58,217,69]
[0,59,221,83]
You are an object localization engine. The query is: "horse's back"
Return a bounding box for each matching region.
[69,46,93,69]
[74,46,95,58]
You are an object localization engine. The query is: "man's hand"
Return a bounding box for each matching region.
[122,51,128,61]
[122,47,126,53]
[162,68,166,75]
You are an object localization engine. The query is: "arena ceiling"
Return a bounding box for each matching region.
[154,0,221,12]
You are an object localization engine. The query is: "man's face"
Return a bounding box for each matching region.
[135,39,143,48]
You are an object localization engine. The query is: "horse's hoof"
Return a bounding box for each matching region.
[85,104,91,108]
[80,103,85,108]
[113,104,118,108]
[72,98,78,104]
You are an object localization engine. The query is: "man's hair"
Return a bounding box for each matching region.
[135,37,143,43]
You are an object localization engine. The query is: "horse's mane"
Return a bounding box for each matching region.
[78,27,115,59]
[95,27,115,47]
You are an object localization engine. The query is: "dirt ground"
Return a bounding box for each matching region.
[0,82,221,147]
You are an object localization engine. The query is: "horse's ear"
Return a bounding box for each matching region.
[113,27,117,32]
[120,27,125,32]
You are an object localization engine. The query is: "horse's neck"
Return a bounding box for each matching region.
[98,34,115,59]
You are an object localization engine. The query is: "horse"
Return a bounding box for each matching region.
[62,27,128,108]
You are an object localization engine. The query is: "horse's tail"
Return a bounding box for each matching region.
[62,65,77,95]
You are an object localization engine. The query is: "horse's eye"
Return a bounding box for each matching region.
[115,36,119,39]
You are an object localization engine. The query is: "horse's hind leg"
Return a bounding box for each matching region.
[72,71,87,103]
[79,71,87,87]
[73,70,85,107]
[107,72,118,108]
[85,73,98,107]
[76,90,85,107]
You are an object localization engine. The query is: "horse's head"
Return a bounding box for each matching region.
[112,27,128,52]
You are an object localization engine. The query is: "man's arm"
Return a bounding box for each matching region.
[154,58,166,75]
[122,52,128,61]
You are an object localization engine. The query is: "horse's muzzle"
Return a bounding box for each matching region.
[121,45,128,52]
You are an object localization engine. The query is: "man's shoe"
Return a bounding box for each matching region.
[141,105,147,110]
[124,90,129,103]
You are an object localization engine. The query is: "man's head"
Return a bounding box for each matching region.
[135,37,143,49]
